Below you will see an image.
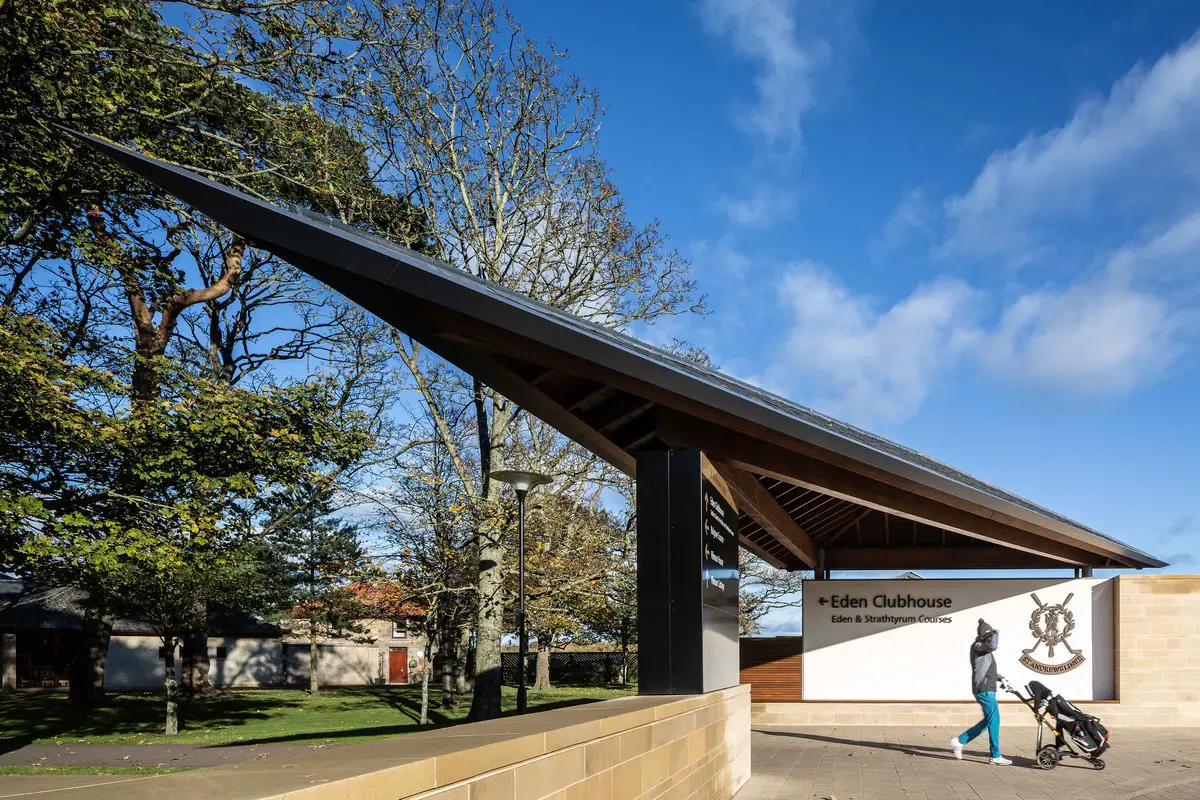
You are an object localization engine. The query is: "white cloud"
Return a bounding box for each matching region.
[942,32,1200,265]
[873,187,933,258]
[683,34,1200,422]
[1108,210,1200,290]
[690,235,752,278]
[978,281,1177,393]
[761,214,1194,421]
[770,264,982,424]
[1161,515,1195,543]
[716,185,796,226]
[698,0,835,148]
[974,212,1199,391]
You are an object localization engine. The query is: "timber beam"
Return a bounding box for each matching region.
[824,547,1065,571]
[739,534,791,570]
[711,460,819,568]
[657,410,1099,567]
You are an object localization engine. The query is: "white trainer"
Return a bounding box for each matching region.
[950,737,963,760]
[989,756,1013,766]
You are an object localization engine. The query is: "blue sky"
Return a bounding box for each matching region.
[501,0,1200,587]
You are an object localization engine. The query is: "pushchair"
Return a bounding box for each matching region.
[998,676,1110,770]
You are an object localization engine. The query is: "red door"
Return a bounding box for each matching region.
[388,648,408,684]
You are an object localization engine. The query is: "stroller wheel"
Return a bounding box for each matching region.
[1036,747,1059,770]
[1092,759,1106,771]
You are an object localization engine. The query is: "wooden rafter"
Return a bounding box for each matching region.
[710,460,819,568]
[657,410,1099,566]
[826,508,873,545]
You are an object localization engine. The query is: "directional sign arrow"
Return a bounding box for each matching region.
[819,597,828,606]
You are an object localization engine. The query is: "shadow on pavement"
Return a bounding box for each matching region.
[756,729,1104,770]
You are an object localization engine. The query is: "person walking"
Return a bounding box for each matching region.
[951,619,1012,765]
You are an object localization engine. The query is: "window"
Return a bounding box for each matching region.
[392,619,408,639]
[215,646,228,660]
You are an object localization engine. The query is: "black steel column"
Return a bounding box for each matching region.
[636,450,740,695]
[516,488,528,714]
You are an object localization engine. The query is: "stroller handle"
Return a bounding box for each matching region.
[997,676,1029,702]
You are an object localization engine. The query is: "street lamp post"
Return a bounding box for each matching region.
[489,469,552,714]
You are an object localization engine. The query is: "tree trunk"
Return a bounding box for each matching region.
[162,637,179,735]
[467,391,510,721]
[440,619,456,711]
[466,558,503,720]
[533,633,552,691]
[180,613,210,699]
[69,599,111,708]
[420,629,435,725]
[309,621,320,696]
[455,624,472,696]
[619,625,630,686]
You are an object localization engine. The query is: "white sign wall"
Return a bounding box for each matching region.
[801,578,1114,701]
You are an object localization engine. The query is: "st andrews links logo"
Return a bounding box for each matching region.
[1019,592,1087,675]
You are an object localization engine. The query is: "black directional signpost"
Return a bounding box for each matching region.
[637,449,740,694]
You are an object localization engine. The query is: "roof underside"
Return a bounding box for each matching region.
[73,131,1165,573]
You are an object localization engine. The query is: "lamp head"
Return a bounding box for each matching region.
[489,469,552,494]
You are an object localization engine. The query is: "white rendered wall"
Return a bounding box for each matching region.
[104,636,282,689]
[801,578,1114,701]
[208,637,282,686]
[103,636,178,690]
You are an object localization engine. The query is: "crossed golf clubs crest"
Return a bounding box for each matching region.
[1022,592,1082,659]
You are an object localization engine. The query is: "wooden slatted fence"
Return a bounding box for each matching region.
[739,636,803,702]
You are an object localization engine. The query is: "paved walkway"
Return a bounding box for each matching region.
[0,741,334,770]
[736,726,1200,800]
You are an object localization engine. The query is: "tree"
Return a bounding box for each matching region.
[739,551,808,636]
[339,0,701,719]
[261,489,372,696]
[578,484,638,684]
[2,0,432,706]
[0,309,117,574]
[516,489,624,691]
[4,305,373,732]
[380,403,479,722]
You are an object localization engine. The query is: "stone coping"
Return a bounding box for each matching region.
[19,686,750,800]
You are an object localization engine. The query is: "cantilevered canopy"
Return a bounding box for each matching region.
[72,131,1165,573]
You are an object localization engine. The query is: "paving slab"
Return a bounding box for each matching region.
[736,726,1200,800]
[0,741,334,770]
[0,774,150,798]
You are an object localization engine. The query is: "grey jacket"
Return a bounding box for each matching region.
[970,632,999,695]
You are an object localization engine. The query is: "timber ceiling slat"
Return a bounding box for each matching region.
[809,505,863,540]
[805,500,858,533]
[581,394,656,435]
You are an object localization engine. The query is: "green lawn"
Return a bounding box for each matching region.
[0,685,635,747]
[0,766,185,776]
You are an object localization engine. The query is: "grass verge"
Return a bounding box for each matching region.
[0,765,186,776]
[0,684,636,746]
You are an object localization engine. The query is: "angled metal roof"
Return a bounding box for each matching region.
[69,130,1165,572]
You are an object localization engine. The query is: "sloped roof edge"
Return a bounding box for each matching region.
[64,130,1165,570]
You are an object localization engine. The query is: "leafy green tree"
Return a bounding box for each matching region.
[0,309,117,574]
[578,489,638,684]
[2,307,374,731]
[2,0,431,707]
[516,493,623,691]
[260,489,372,696]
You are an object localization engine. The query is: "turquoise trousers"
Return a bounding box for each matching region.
[958,691,1000,758]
